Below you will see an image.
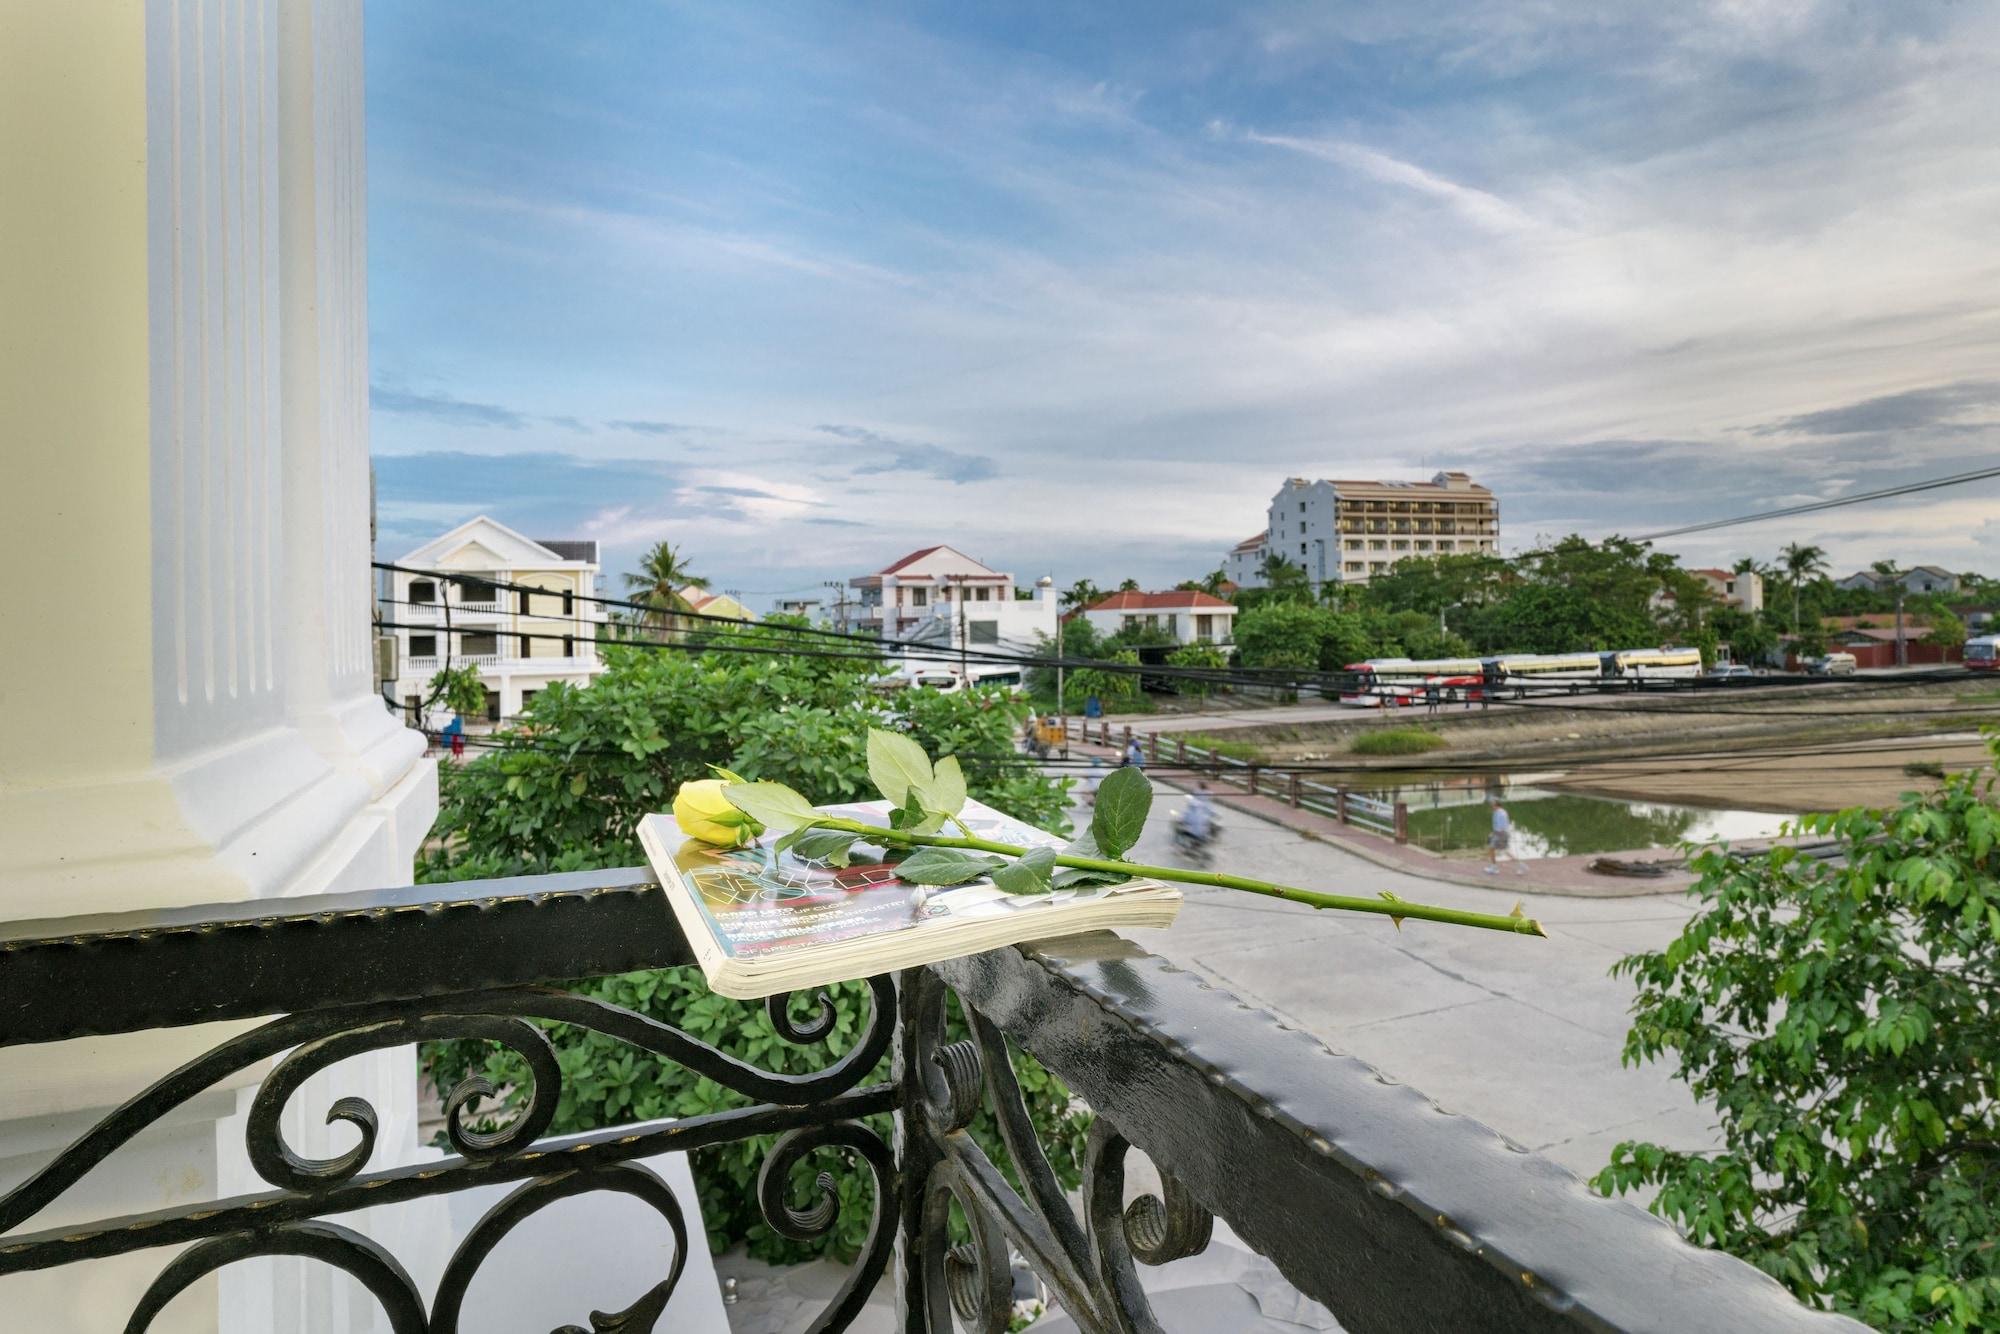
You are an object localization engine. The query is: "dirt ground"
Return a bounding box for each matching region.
[1548,733,1995,813]
[1206,679,2000,814]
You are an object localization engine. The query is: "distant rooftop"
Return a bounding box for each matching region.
[536,539,599,563]
[1085,590,1235,612]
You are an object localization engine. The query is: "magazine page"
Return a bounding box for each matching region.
[651,799,1166,962]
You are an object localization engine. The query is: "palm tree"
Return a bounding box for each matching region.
[1060,579,1102,613]
[1259,554,1311,602]
[623,541,706,635]
[1778,542,1829,634]
[1117,577,1141,593]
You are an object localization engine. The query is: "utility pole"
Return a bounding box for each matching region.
[953,575,969,682]
[822,579,849,633]
[1895,588,1907,669]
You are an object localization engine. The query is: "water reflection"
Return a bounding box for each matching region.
[1389,780,1798,859]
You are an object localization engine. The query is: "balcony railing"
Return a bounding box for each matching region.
[0,869,1868,1332]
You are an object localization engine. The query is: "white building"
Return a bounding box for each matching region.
[1075,591,1237,645]
[1223,533,1267,589]
[843,546,1057,684]
[386,517,608,730]
[1228,472,1500,590]
[1686,567,1765,613]
[1838,565,1963,596]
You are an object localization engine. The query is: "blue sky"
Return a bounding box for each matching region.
[367,1,2000,603]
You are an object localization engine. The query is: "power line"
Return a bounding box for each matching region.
[1633,463,2000,541]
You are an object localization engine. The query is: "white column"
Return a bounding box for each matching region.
[0,2,438,1329]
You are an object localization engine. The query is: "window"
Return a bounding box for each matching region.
[1196,614,1213,639]
[1166,614,1178,636]
[969,620,999,644]
[1345,562,1364,574]
[1299,543,1306,556]
[409,579,437,605]
[1123,615,1138,630]
[911,588,928,608]
[518,634,532,658]
[404,695,420,725]
[1299,522,1306,534]
[410,634,437,658]
[484,690,501,723]
[520,689,538,709]
[975,587,990,602]
[458,577,499,604]
[462,632,498,657]
[1299,501,1306,513]
[562,634,575,658]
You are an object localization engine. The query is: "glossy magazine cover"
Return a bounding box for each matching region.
[659,800,1136,960]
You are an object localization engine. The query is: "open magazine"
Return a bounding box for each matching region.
[637,798,1181,999]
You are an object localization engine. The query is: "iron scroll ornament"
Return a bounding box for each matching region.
[0,979,898,1333]
[902,967,1216,1334]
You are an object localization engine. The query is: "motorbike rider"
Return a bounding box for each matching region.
[1178,783,1216,846]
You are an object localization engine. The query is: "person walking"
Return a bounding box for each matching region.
[1121,736,1144,770]
[1425,682,1440,716]
[1485,797,1524,875]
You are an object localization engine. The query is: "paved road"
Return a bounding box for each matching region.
[1119,788,1719,1181]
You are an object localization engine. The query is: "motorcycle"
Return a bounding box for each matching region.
[1171,807,1219,867]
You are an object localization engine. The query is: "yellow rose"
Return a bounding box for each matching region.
[673,779,763,846]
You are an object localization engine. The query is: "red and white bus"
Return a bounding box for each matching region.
[1339,657,1486,707]
[1967,635,2000,671]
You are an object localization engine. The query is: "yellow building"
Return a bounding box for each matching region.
[1253,471,1500,588]
[681,587,759,623]
[388,516,608,729]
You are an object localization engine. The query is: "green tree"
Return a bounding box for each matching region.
[1061,579,1103,613]
[1596,736,2000,1330]
[1166,640,1228,696]
[428,664,487,719]
[420,635,1081,1263]
[1117,577,1140,593]
[1068,649,1144,711]
[1779,541,1830,635]
[1927,608,1967,651]
[1728,613,1781,667]
[622,540,707,634]
[1257,553,1313,603]
[1234,601,1331,670]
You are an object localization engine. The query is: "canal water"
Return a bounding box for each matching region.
[1346,775,1801,860]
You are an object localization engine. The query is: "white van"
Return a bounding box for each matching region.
[1808,652,1857,676]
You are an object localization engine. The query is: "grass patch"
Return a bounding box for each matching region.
[1177,732,1263,762]
[1349,726,1449,757]
[1903,760,1946,779]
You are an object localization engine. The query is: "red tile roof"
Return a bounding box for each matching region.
[1084,590,1235,612]
[877,545,948,574]
[1231,533,1266,552]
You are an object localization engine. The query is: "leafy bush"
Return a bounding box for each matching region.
[1067,649,1144,712]
[1595,736,2000,1330]
[1348,727,1447,756]
[419,632,1083,1263]
[1165,641,1229,697]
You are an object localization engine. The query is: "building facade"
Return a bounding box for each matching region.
[1228,472,1499,590]
[1687,567,1765,612]
[1838,565,1964,596]
[387,516,607,729]
[843,545,1054,642]
[1076,590,1237,645]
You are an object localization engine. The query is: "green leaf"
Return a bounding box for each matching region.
[722,781,821,833]
[1090,766,1153,860]
[1051,866,1131,891]
[708,764,752,784]
[788,828,862,867]
[992,846,1057,895]
[569,773,587,796]
[867,729,935,808]
[893,846,1005,886]
[928,754,968,817]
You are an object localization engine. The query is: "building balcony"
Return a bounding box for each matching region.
[0,870,1867,1333]
[404,654,599,674]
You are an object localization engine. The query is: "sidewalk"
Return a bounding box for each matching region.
[1065,736,1702,899]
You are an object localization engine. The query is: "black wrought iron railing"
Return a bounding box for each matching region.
[0,869,1867,1332]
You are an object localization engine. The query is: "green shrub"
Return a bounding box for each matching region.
[418,631,1083,1264]
[1178,731,1262,762]
[1348,727,1447,756]
[1595,736,2000,1328]
[1165,641,1229,697]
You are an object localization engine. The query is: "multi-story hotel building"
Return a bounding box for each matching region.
[1227,471,1500,590]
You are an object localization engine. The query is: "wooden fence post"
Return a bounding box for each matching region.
[1394,802,1409,844]
[1176,736,1189,764]
[1287,772,1301,808]
[1335,788,1348,824]
[1247,765,1260,796]
[1148,732,1160,764]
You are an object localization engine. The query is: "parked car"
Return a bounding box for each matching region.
[1804,652,1858,676]
[1706,663,1755,680]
